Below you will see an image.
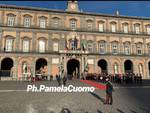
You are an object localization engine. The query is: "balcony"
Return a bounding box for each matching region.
[1,24,150,37]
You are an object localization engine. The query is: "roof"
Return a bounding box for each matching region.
[0,4,150,21]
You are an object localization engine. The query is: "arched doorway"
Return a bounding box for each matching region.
[148,62,150,78]
[98,59,108,74]
[124,60,133,73]
[35,58,47,75]
[1,58,14,76]
[67,59,80,79]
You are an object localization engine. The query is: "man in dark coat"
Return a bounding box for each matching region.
[104,77,114,105]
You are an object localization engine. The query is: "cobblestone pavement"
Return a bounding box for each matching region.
[0,80,150,113]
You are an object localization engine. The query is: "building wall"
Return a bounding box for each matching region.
[0,5,150,80]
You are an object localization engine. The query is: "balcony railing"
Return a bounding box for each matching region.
[1,24,150,36]
[0,50,150,57]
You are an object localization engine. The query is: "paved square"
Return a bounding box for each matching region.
[0,80,150,113]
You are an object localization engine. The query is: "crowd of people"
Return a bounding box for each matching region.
[85,72,143,84]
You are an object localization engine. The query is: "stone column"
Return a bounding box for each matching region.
[143,37,146,55]
[47,57,51,80]
[32,32,36,52]
[60,34,65,50]
[131,37,135,54]
[31,59,35,77]
[107,58,112,74]
[0,30,2,51]
[48,33,53,52]
[16,11,21,26]
[119,37,123,54]
[33,13,37,27]
[133,60,137,74]
[13,58,18,81]
[106,36,110,54]
[0,11,4,25]
[106,18,109,32]
[15,31,20,52]
[93,35,97,53]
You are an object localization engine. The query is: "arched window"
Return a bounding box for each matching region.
[114,63,119,74]
[70,19,77,30]
[5,36,14,52]
[124,42,130,55]
[87,19,93,31]
[22,38,30,52]
[99,41,106,54]
[53,17,60,28]
[87,42,93,53]
[53,42,59,51]
[134,23,140,34]
[110,22,117,32]
[136,42,143,55]
[7,13,16,26]
[147,43,150,55]
[146,25,150,35]
[39,16,47,28]
[98,21,104,32]
[24,15,32,27]
[112,41,118,54]
[123,23,128,33]
[39,39,46,52]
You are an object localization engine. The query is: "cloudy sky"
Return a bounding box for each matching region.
[0,1,150,18]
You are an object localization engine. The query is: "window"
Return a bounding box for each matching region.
[87,20,93,30]
[136,43,142,55]
[53,17,59,28]
[99,23,104,32]
[39,40,46,52]
[39,17,46,28]
[146,26,150,34]
[7,15,15,26]
[53,42,59,51]
[99,41,105,54]
[70,19,77,30]
[114,63,119,74]
[134,24,140,34]
[147,44,150,55]
[24,17,31,27]
[124,42,130,55]
[5,38,13,52]
[112,42,118,54]
[23,40,29,52]
[87,42,93,52]
[123,24,128,33]
[111,24,116,32]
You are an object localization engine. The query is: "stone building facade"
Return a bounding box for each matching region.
[0,1,150,80]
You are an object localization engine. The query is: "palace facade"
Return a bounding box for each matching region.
[0,1,150,80]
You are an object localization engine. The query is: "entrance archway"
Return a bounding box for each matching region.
[67,59,80,79]
[124,60,133,73]
[35,58,47,74]
[1,58,14,76]
[148,62,150,77]
[98,59,108,74]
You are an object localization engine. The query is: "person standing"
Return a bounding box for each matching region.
[104,77,114,105]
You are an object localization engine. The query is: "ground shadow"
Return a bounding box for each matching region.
[116,108,125,113]
[130,110,138,113]
[60,108,71,113]
[97,109,103,113]
[140,107,150,113]
[89,92,105,103]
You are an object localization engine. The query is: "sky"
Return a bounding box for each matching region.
[0,1,150,18]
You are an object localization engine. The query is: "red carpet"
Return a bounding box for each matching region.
[80,80,106,90]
